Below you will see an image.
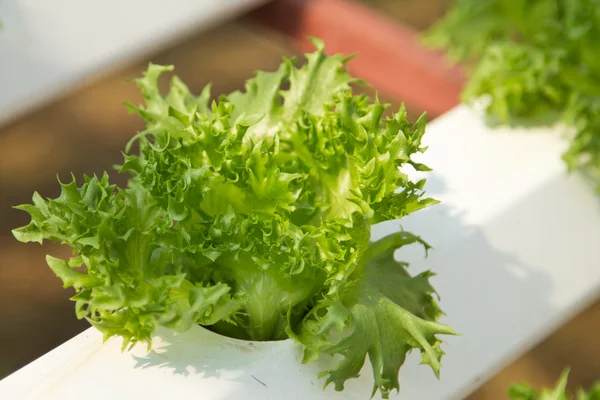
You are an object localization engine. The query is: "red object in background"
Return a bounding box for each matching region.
[251,0,466,117]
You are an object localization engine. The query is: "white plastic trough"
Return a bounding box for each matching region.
[0,0,269,127]
[1,105,599,399]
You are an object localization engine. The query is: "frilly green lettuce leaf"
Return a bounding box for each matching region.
[14,175,239,349]
[290,232,454,399]
[461,42,566,125]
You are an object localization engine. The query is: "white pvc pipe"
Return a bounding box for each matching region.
[1,105,599,399]
[0,0,270,127]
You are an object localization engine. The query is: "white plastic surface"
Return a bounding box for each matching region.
[0,0,268,127]
[1,105,599,399]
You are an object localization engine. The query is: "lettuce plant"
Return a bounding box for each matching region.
[424,0,600,187]
[12,39,453,398]
[509,369,600,400]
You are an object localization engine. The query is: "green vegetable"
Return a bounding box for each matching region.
[423,0,600,188]
[509,369,600,400]
[12,38,453,398]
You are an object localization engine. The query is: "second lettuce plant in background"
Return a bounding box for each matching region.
[424,0,600,189]
[509,369,600,400]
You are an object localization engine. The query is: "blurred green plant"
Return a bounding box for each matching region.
[509,369,600,400]
[424,0,600,189]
